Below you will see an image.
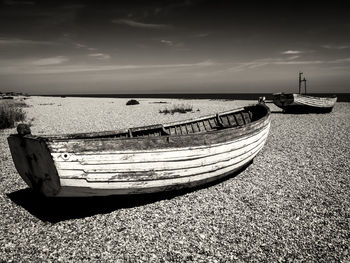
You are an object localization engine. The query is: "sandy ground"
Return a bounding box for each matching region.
[0,96,349,262]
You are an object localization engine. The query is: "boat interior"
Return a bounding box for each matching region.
[41,104,269,140]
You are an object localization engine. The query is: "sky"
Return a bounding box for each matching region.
[0,0,350,94]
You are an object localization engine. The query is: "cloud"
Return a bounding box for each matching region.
[225,61,269,73]
[194,33,209,38]
[112,19,171,29]
[160,40,173,46]
[160,39,188,50]
[3,0,35,5]
[287,55,300,60]
[321,44,350,50]
[3,54,349,76]
[62,4,86,9]
[281,50,303,55]
[331,57,350,63]
[0,60,216,75]
[0,38,54,46]
[75,43,87,48]
[30,56,69,66]
[88,53,111,60]
[273,60,323,65]
[195,60,215,66]
[213,56,344,74]
[74,42,98,51]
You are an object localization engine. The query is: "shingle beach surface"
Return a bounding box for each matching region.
[1,97,349,262]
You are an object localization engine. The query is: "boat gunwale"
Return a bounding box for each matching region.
[50,124,270,155]
[10,104,270,142]
[273,92,337,100]
[50,107,270,143]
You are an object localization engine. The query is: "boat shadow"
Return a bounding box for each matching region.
[270,111,284,114]
[7,161,252,223]
[271,110,333,115]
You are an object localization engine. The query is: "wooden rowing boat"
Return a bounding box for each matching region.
[273,72,337,113]
[8,103,271,197]
[272,93,337,113]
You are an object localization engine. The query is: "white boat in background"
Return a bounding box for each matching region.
[273,73,337,113]
[273,93,337,113]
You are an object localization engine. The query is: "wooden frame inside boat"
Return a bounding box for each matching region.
[8,103,271,197]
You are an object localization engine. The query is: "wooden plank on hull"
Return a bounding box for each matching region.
[54,133,267,174]
[83,140,266,182]
[60,147,261,188]
[294,97,336,108]
[51,131,269,165]
[47,118,270,153]
[57,144,263,196]
[51,126,269,165]
[55,133,267,182]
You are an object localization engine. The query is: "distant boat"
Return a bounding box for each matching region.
[8,103,270,197]
[273,73,337,113]
[273,93,337,113]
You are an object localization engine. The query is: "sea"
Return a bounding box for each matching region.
[42,93,350,102]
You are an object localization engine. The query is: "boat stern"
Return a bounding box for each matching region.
[7,125,61,197]
[272,93,294,108]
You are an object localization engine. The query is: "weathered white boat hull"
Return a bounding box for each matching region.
[51,124,269,196]
[8,104,270,197]
[273,93,337,113]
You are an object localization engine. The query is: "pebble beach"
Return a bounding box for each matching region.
[0,96,349,262]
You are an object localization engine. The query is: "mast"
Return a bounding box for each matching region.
[298,72,303,94]
[303,77,307,94]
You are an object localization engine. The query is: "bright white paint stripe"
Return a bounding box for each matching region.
[84,139,267,182]
[57,142,265,196]
[52,125,269,164]
[54,128,268,173]
[56,134,267,182]
[294,101,330,107]
[295,96,336,104]
[294,95,337,108]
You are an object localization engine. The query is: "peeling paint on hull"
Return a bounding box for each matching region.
[8,104,271,197]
